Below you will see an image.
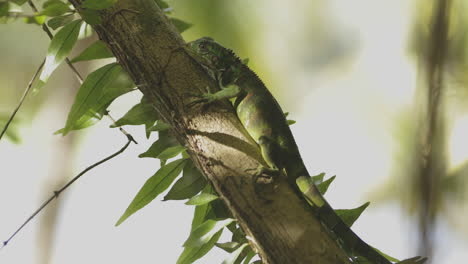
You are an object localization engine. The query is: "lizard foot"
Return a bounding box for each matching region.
[185,86,217,108]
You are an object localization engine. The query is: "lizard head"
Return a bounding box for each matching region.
[187,37,239,71]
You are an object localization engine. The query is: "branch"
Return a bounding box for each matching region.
[67,0,352,263]
[1,135,133,249]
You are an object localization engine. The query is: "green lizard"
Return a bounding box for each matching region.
[186,37,425,264]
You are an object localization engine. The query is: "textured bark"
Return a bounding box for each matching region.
[67,0,352,263]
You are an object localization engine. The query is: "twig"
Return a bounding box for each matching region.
[1,135,134,249]
[0,60,44,141]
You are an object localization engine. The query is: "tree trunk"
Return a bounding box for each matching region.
[67,0,352,263]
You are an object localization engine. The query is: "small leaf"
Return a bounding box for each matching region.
[147,121,171,132]
[111,96,159,128]
[287,119,296,125]
[40,0,71,17]
[81,0,117,10]
[115,159,188,226]
[216,242,240,253]
[222,243,249,264]
[310,172,325,184]
[296,176,325,207]
[71,40,113,62]
[47,14,75,29]
[243,248,256,264]
[317,175,336,195]
[242,58,249,65]
[60,63,134,135]
[80,9,101,25]
[23,15,46,25]
[335,202,370,227]
[164,161,207,200]
[139,131,179,159]
[170,17,192,33]
[183,218,234,248]
[177,230,222,264]
[186,193,219,206]
[39,19,82,84]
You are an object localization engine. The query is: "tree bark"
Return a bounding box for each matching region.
[67,0,352,263]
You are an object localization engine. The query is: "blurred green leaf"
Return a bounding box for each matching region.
[41,0,71,17]
[39,19,82,85]
[0,3,10,17]
[10,0,28,5]
[80,9,101,25]
[222,243,249,264]
[335,202,370,227]
[47,14,74,29]
[186,193,219,206]
[184,218,234,248]
[191,200,212,230]
[71,40,113,62]
[115,159,188,226]
[154,0,169,9]
[23,15,46,25]
[177,229,222,264]
[81,0,117,10]
[0,117,20,143]
[170,17,192,33]
[164,161,207,201]
[317,175,335,195]
[60,63,134,135]
[287,119,296,126]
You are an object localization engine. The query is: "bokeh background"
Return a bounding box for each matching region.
[1,0,468,263]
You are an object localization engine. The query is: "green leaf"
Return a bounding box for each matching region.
[80,9,101,25]
[0,117,20,143]
[191,202,212,230]
[335,202,370,227]
[157,145,185,160]
[310,172,325,184]
[60,63,134,135]
[111,97,159,128]
[139,131,179,159]
[242,248,256,264]
[0,3,10,17]
[177,229,222,264]
[287,119,296,125]
[47,14,75,29]
[183,218,234,248]
[40,0,71,17]
[216,242,240,253]
[317,175,336,195]
[23,15,46,25]
[170,17,192,33]
[71,40,113,62]
[186,193,219,206]
[222,243,249,264]
[115,159,188,226]
[242,58,249,65]
[39,19,82,85]
[147,121,171,132]
[164,161,207,201]
[10,0,28,5]
[154,0,169,9]
[81,0,117,10]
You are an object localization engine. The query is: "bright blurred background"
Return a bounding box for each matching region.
[1,0,468,263]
